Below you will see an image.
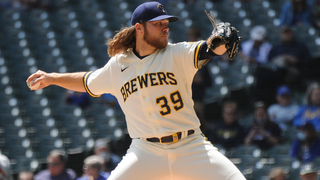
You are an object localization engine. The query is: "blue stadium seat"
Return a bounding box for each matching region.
[281,126,298,143]
[251,167,272,180]
[36,137,64,158]
[273,155,296,169]
[240,155,261,169]
[68,134,93,149]
[266,144,292,158]
[235,145,261,157]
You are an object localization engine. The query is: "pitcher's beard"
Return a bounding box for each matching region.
[143,30,168,49]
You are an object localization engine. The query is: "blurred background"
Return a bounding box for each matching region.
[0,0,320,179]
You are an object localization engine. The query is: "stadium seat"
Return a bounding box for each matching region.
[266,144,291,158]
[90,123,118,139]
[15,157,40,173]
[251,167,272,180]
[235,145,261,157]
[281,126,298,144]
[311,157,320,165]
[273,155,297,169]
[36,137,64,158]
[239,155,261,169]
[1,124,23,139]
[67,134,93,149]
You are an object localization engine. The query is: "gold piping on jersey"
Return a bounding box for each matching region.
[193,41,205,69]
[83,71,101,97]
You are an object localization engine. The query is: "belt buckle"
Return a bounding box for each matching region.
[172,133,179,143]
[159,133,179,144]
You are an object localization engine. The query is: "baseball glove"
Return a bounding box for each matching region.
[205,11,242,60]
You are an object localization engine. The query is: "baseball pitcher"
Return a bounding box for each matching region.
[27,2,245,180]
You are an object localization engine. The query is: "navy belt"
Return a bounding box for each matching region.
[146,129,195,143]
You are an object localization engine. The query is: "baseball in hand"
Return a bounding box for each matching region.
[27,78,40,89]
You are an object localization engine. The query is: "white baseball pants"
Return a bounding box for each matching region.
[108,130,246,180]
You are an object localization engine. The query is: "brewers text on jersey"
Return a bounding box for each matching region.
[120,72,177,102]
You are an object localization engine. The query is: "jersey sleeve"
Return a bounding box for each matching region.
[83,59,115,97]
[171,41,217,70]
[170,41,202,70]
[193,41,204,69]
[168,41,205,82]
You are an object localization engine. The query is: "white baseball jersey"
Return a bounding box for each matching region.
[84,41,246,180]
[84,41,204,139]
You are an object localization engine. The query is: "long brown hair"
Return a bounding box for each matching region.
[107,26,136,57]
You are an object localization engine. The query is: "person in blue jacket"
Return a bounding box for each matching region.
[280,0,313,27]
[76,155,109,180]
[290,123,320,162]
[293,82,320,132]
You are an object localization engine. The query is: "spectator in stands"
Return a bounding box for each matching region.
[18,171,34,180]
[268,26,312,89]
[239,25,273,64]
[0,153,13,180]
[279,0,313,27]
[94,138,121,173]
[290,122,320,162]
[65,90,91,110]
[244,101,282,150]
[293,82,320,131]
[76,155,109,180]
[299,163,318,180]
[239,25,274,104]
[268,85,299,131]
[34,149,76,180]
[205,101,246,149]
[268,167,286,180]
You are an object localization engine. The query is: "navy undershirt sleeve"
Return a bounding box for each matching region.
[198,41,217,60]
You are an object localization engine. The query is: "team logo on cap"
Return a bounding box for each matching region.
[157,4,166,14]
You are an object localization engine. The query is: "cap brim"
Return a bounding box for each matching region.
[149,15,179,22]
[300,170,316,175]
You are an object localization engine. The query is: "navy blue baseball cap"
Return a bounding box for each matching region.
[277,85,291,96]
[131,1,179,26]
